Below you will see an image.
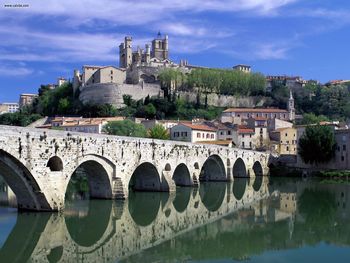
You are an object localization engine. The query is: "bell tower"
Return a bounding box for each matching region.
[288,89,295,121]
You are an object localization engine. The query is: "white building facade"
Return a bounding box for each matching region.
[170,123,217,143]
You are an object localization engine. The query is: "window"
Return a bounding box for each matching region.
[110,70,113,74]
[242,142,245,148]
[285,133,288,137]
[249,142,252,148]
[341,156,345,161]
[286,146,289,151]
[211,134,214,139]
[197,133,201,138]
[250,134,252,138]
[228,131,231,135]
[220,131,224,135]
[242,134,245,138]
[343,145,346,151]
[206,133,210,139]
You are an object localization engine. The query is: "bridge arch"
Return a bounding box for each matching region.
[172,163,192,186]
[252,161,264,191]
[65,155,114,200]
[0,149,51,211]
[200,155,226,181]
[165,163,171,171]
[253,161,263,177]
[47,156,63,172]
[129,162,161,191]
[232,158,248,178]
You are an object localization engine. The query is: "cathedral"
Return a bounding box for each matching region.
[73,33,182,108]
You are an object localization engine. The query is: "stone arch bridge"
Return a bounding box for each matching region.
[0,125,269,211]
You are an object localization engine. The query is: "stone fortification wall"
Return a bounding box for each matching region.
[178,91,267,108]
[119,83,163,101]
[79,83,162,108]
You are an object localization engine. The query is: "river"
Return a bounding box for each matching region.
[1,176,350,262]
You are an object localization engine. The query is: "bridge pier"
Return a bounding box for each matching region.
[161,171,176,193]
[112,177,128,199]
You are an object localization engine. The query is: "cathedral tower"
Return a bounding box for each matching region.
[119,36,132,68]
[151,32,169,61]
[288,89,295,121]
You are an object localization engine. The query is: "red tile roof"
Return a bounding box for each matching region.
[180,123,217,132]
[238,126,255,134]
[223,108,288,113]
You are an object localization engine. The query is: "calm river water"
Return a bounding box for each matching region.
[1,176,350,262]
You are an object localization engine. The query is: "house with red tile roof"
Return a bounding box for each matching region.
[170,123,217,143]
[221,107,293,122]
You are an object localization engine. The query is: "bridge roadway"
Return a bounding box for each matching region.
[0,177,269,262]
[0,125,269,211]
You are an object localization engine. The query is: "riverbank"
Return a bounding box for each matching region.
[270,165,350,181]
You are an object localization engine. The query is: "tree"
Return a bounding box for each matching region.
[103,120,147,138]
[298,125,336,164]
[0,112,42,127]
[144,103,156,119]
[300,113,329,125]
[148,124,170,140]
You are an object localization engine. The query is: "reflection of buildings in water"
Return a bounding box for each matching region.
[333,186,350,218]
[238,191,297,226]
[0,177,17,207]
[267,192,296,223]
[279,193,297,214]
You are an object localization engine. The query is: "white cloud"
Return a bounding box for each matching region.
[0,25,124,62]
[0,65,33,77]
[0,0,299,26]
[254,43,290,60]
[221,40,297,61]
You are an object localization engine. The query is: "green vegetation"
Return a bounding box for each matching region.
[298,125,337,164]
[159,68,266,96]
[120,95,223,121]
[148,124,170,140]
[0,111,42,127]
[294,82,350,121]
[103,120,147,138]
[299,113,329,125]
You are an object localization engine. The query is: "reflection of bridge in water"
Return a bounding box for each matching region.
[0,177,269,262]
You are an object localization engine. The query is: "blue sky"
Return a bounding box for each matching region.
[0,0,350,102]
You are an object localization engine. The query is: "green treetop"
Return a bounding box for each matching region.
[298,125,336,164]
